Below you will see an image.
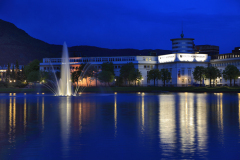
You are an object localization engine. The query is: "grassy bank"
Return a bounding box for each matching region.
[0,86,239,93]
[0,88,51,93]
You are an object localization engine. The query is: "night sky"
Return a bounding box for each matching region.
[0,0,239,54]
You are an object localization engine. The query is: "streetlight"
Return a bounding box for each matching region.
[142,78,144,87]
[238,77,240,86]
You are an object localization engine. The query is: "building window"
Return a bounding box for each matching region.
[188,69,191,76]
[149,58,152,61]
[181,69,185,76]
[143,57,145,61]
[182,79,184,83]
[144,65,146,68]
[146,58,149,61]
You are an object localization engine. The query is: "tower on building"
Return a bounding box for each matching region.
[170,30,195,53]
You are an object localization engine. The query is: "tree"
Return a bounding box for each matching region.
[101,62,115,76]
[222,65,240,86]
[11,65,15,80]
[20,66,26,82]
[147,69,161,86]
[129,68,142,86]
[92,67,100,87]
[120,63,135,85]
[160,68,171,87]
[98,70,114,86]
[27,71,40,82]
[6,63,11,82]
[15,60,20,80]
[193,66,205,86]
[205,66,221,87]
[71,71,79,86]
[24,59,40,79]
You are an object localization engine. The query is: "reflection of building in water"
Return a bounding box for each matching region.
[72,98,97,133]
[42,97,45,130]
[0,99,7,135]
[180,93,195,153]
[24,97,27,132]
[159,94,176,151]
[196,94,208,151]
[238,93,240,129]
[141,93,145,132]
[216,93,224,132]
[114,95,117,136]
[8,97,16,143]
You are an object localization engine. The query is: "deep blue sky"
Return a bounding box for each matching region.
[0,0,240,54]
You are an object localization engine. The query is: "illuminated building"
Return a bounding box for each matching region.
[0,63,24,81]
[39,34,240,87]
[210,46,240,86]
[170,31,195,53]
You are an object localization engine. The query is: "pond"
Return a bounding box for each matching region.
[0,92,240,159]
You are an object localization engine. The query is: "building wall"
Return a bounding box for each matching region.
[40,52,240,87]
[157,62,209,87]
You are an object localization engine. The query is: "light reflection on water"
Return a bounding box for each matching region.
[0,93,240,159]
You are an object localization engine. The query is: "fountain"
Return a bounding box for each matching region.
[59,42,72,96]
[41,42,72,96]
[42,42,95,96]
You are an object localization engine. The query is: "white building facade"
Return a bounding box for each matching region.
[39,36,240,87]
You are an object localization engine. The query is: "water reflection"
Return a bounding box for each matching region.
[114,94,117,136]
[0,93,240,159]
[239,93,240,129]
[196,94,207,152]
[216,93,224,132]
[141,93,145,132]
[0,99,6,136]
[24,97,27,132]
[179,93,195,153]
[42,97,45,131]
[159,94,176,153]
[60,97,71,156]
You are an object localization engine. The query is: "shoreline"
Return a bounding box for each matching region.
[0,86,239,94]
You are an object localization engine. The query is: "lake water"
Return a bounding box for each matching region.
[0,92,240,159]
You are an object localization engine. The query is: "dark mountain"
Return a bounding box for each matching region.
[0,19,171,65]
